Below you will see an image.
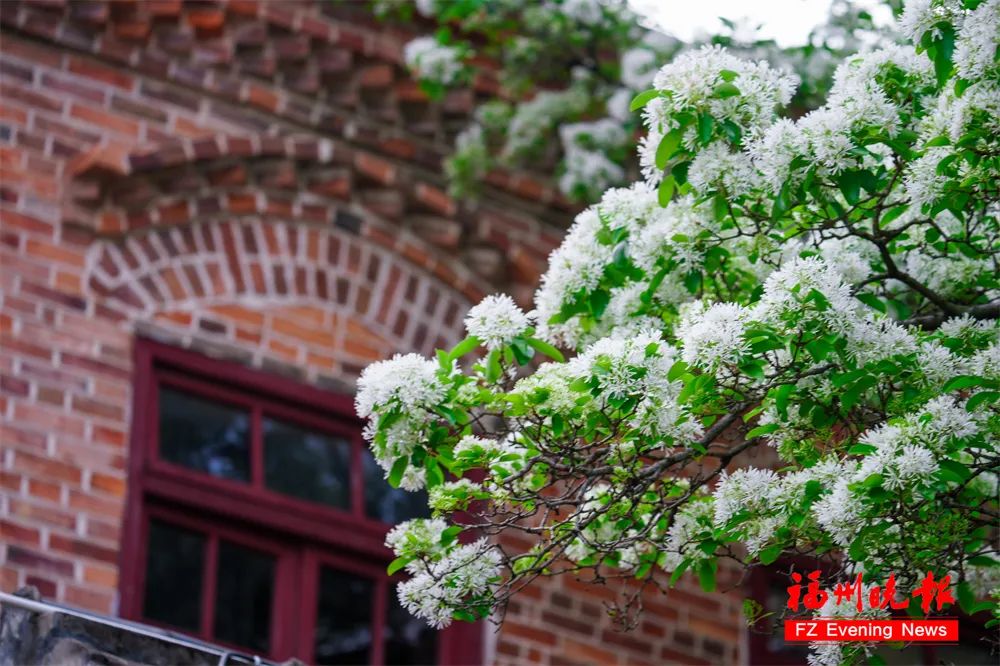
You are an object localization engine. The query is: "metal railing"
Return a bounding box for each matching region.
[0,591,272,666]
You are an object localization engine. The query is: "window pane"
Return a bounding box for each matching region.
[385,581,437,665]
[264,417,351,508]
[314,567,374,665]
[213,540,274,653]
[361,449,430,524]
[143,520,204,632]
[158,387,250,481]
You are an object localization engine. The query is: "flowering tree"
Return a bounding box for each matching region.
[380,0,897,202]
[358,1,1000,663]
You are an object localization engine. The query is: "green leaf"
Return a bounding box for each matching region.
[856,293,886,313]
[696,559,717,592]
[747,423,780,440]
[526,337,565,362]
[838,170,863,205]
[697,113,714,145]
[667,360,689,382]
[441,525,463,546]
[683,269,702,294]
[485,349,502,382]
[758,545,782,565]
[932,22,956,87]
[387,555,412,575]
[713,82,741,98]
[938,459,971,484]
[388,456,409,488]
[862,473,883,489]
[942,375,994,392]
[718,69,738,82]
[848,443,877,456]
[629,88,659,112]
[669,558,692,587]
[448,335,480,361]
[589,289,610,318]
[424,456,444,488]
[658,174,675,206]
[655,129,683,170]
[966,391,1000,411]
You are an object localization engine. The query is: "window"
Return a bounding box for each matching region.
[121,339,482,664]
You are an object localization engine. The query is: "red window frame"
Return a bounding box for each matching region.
[120,338,483,664]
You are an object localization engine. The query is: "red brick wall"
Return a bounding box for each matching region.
[0,1,745,663]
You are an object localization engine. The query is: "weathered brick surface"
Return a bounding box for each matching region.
[0,1,744,663]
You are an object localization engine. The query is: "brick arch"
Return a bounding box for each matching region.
[67,132,552,302]
[86,218,473,364]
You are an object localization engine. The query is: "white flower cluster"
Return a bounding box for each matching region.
[558,119,629,199]
[509,362,587,416]
[813,395,987,547]
[898,0,1000,79]
[504,87,590,160]
[676,301,752,369]
[356,353,451,489]
[428,478,482,513]
[648,44,798,138]
[356,353,447,419]
[754,51,927,192]
[659,498,714,571]
[464,294,532,350]
[396,538,502,628]
[403,37,464,86]
[712,467,823,555]
[569,329,703,443]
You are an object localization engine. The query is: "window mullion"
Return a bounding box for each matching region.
[200,533,219,640]
[370,577,388,666]
[351,437,364,517]
[251,405,263,488]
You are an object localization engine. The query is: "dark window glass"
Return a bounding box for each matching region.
[361,449,431,524]
[264,417,351,508]
[158,387,250,481]
[213,540,275,653]
[314,567,374,665]
[385,581,437,665]
[143,520,204,632]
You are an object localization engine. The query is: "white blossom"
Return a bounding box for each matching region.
[355,353,446,418]
[677,301,751,368]
[396,539,501,628]
[403,37,463,86]
[649,45,798,138]
[464,294,531,350]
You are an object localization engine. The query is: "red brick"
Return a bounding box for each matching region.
[64,583,113,613]
[66,56,135,90]
[13,451,82,484]
[0,519,41,546]
[7,546,74,577]
[49,533,118,565]
[69,103,141,137]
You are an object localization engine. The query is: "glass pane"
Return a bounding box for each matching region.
[143,520,204,632]
[158,387,250,481]
[385,581,437,665]
[213,540,274,653]
[314,567,374,665]
[263,417,351,508]
[362,449,431,524]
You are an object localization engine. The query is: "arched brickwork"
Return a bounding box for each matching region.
[87,218,471,370]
